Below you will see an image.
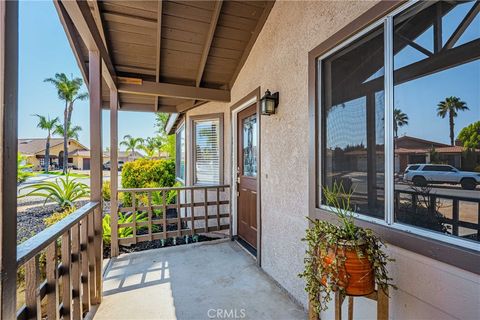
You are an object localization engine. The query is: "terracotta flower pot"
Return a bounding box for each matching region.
[321,241,375,296]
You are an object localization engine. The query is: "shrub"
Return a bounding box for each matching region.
[18,153,34,183]
[474,165,480,173]
[19,174,89,209]
[44,207,77,227]
[121,159,175,205]
[102,211,148,245]
[102,181,111,201]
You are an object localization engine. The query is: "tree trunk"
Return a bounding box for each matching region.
[45,133,50,173]
[63,103,68,174]
[449,110,455,146]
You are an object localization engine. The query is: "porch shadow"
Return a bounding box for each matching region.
[94,240,306,320]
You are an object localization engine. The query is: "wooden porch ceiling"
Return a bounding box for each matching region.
[55,0,275,113]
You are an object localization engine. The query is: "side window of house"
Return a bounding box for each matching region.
[321,26,385,219]
[193,116,223,185]
[175,123,185,182]
[318,0,479,247]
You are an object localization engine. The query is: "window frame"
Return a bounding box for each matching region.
[190,113,224,186]
[175,121,186,184]
[308,0,479,274]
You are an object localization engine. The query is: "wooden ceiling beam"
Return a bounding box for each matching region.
[229,1,274,88]
[155,1,163,111]
[443,1,479,50]
[195,0,223,87]
[118,81,230,102]
[53,1,89,85]
[60,0,117,91]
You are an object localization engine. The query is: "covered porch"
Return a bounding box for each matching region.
[95,240,305,319]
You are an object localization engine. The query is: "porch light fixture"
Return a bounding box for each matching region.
[260,89,279,115]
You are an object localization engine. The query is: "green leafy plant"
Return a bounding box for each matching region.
[44,206,77,227]
[102,211,148,244]
[19,174,89,209]
[102,180,111,201]
[299,182,395,314]
[102,214,112,245]
[17,153,34,183]
[121,158,175,206]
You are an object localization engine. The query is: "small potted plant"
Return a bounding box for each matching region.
[299,182,395,314]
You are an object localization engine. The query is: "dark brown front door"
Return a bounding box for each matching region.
[237,104,257,249]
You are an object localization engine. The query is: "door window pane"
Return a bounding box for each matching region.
[393,1,480,242]
[242,114,257,177]
[321,26,385,219]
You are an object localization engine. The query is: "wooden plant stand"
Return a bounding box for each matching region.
[309,288,389,320]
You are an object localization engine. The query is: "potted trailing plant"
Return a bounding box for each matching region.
[299,183,395,314]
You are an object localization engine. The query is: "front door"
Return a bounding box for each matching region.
[237,104,258,249]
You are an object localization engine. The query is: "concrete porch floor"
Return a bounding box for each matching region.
[93,239,306,320]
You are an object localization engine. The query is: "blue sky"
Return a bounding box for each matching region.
[18,1,157,149]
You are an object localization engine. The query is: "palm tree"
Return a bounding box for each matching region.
[120,135,144,160]
[54,123,82,141]
[44,73,88,173]
[393,108,409,138]
[437,96,469,146]
[33,114,59,173]
[140,136,163,158]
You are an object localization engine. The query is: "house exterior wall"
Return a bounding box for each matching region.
[184,1,479,319]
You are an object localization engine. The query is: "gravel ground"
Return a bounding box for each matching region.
[17,200,110,244]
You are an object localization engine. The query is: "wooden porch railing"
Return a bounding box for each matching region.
[16,202,102,320]
[111,185,231,255]
[395,189,480,239]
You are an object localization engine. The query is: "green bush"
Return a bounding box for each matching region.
[121,159,175,205]
[18,153,34,183]
[44,207,77,227]
[102,181,111,201]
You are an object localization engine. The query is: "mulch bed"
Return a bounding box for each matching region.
[17,200,110,244]
[103,234,221,258]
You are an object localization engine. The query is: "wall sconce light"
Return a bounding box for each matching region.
[260,89,279,115]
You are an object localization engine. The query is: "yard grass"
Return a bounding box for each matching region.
[44,171,89,178]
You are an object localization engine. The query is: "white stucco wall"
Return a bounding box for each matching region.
[185,1,480,319]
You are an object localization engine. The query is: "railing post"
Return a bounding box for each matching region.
[452,199,459,236]
[110,88,119,257]
[0,1,18,318]
[61,231,72,320]
[80,217,90,314]
[204,188,209,232]
[46,242,60,320]
[71,224,82,319]
[25,256,41,320]
[89,49,103,304]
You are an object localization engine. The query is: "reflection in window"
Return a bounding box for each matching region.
[394,1,480,242]
[321,26,385,219]
[242,114,257,177]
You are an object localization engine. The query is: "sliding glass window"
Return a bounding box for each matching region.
[318,0,479,247]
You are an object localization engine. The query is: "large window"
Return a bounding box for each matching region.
[318,0,479,248]
[192,115,223,185]
[176,123,185,182]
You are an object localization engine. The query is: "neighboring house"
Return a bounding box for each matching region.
[103,150,145,165]
[18,138,89,171]
[394,136,479,172]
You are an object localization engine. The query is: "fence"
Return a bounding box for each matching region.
[111,185,231,254]
[16,202,102,320]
